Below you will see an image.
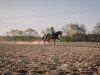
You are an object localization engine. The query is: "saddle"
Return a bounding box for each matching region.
[51,32,55,37]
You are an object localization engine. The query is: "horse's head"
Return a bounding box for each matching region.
[56,31,63,37]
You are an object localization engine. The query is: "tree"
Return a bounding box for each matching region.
[62,23,86,41]
[79,24,86,34]
[41,27,51,35]
[4,28,38,37]
[24,28,38,36]
[23,28,38,41]
[93,23,100,34]
[62,23,86,36]
[3,28,39,41]
[4,29,22,36]
[4,31,12,36]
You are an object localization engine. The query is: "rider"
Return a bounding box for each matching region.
[51,27,55,36]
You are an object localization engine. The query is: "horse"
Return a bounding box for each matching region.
[42,31,63,45]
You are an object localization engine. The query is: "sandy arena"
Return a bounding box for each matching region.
[0,42,100,75]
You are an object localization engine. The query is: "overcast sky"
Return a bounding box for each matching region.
[0,0,100,35]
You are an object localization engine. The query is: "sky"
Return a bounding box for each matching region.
[0,0,100,35]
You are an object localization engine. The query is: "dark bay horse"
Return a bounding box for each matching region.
[42,31,63,45]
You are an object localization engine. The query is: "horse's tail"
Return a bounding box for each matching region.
[42,34,48,41]
[42,35,45,40]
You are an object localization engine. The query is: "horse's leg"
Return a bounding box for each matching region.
[47,39,50,44]
[44,40,45,44]
[43,38,47,44]
[48,39,50,44]
[42,35,46,44]
[53,39,56,45]
[44,37,48,44]
[43,34,48,44]
[58,38,63,42]
[47,38,50,44]
[43,39,45,44]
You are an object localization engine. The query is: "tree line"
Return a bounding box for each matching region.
[0,23,100,42]
[62,23,100,42]
[0,28,39,41]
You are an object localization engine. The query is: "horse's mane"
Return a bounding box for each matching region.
[56,31,62,33]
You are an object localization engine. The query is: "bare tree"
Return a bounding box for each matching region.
[4,28,38,37]
[5,29,22,36]
[93,23,100,34]
[4,31,12,36]
[41,27,51,35]
[24,28,38,36]
[62,23,86,36]
[79,24,86,34]
[62,23,86,41]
